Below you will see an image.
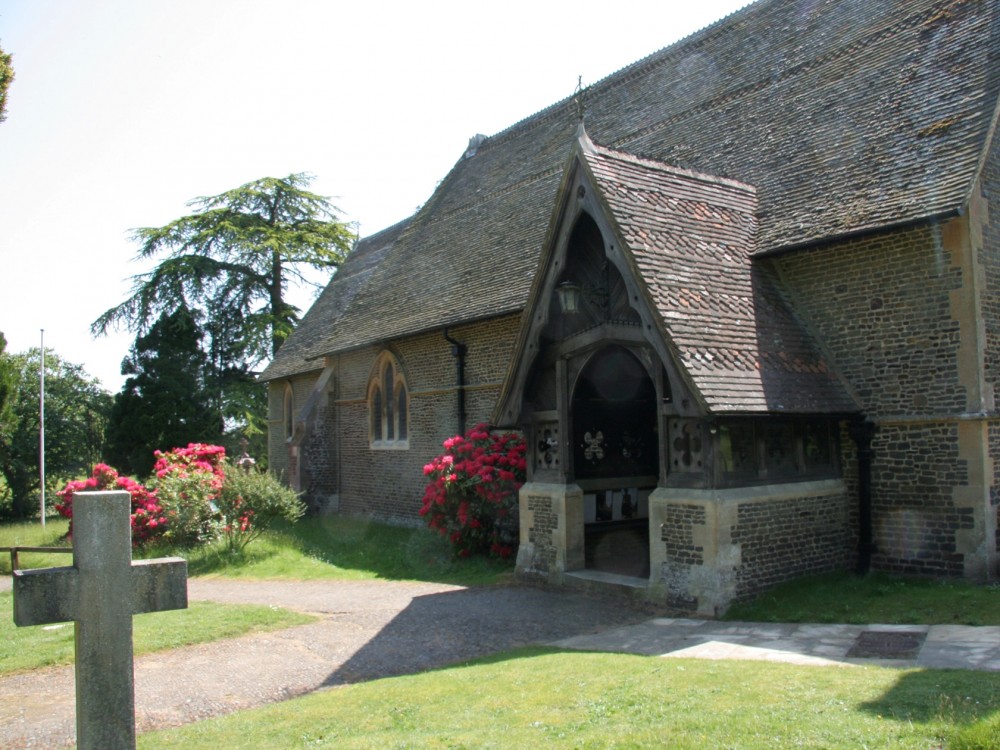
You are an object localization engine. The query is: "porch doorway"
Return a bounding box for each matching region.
[571,345,657,578]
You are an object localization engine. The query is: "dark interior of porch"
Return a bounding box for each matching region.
[584,519,650,578]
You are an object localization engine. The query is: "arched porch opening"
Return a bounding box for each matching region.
[571,345,657,577]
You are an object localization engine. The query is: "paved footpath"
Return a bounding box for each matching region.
[2,577,999,749]
[553,617,1000,670]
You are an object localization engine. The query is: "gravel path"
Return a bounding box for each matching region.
[0,578,654,748]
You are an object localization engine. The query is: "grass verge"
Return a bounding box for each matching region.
[0,517,73,573]
[2,515,515,586]
[0,591,314,676]
[168,515,515,586]
[723,571,1000,626]
[138,648,1000,749]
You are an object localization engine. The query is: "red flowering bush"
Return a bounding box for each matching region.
[420,424,526,559]
[149,444,227,547]
[57,443,303,552]
[55,464,168,547]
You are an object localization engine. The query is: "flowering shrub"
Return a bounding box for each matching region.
[55,464,168,547]
[420,424,527,559]
[57,443,303,552]
[149,444,227,547]
[215,463,305,551]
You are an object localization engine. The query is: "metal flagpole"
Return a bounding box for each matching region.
[39,329,45,527]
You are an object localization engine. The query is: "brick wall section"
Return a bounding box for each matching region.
[732,492,852,600]
[658,503,705,611]
[980,115,1000,408]
[992,423,1000,554]
[526,494,558,571]
[660,504,706,568]
[774,223,964,418]
[266,382,287,475]
[775,225,983,577]
[871,422,971,576]
[980,129,1000,575]
[266,370,323,478]
[298,316,519,524]
[302,401,337,508]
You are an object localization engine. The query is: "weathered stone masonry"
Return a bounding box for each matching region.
[268,315,520,523]
[649,481,850,616]
[775,218,998,578]
[979,127,1000,569]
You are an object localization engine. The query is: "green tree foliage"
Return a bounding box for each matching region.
[216,462,305,551]
[0,347,111,519]
[0,333,15,435]
[104,306,223,477]
[92,173,354,363]
[0,40,13,123]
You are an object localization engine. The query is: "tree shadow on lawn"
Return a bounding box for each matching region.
[321,584,655,687]
[858,668,1000,732]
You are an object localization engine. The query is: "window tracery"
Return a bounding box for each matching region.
[369,352,409,448]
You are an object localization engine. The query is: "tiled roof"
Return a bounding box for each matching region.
[583,141,857,413]
[271,0,1000,379]
[259,219,410,381]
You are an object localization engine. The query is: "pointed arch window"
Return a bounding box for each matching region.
[369,352,409,448]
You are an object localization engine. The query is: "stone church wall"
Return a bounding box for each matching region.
[775,220,996,578]
[979,127,1000,574]
[650,481,850,615]
[328,314,521,523]
[775,223,965,418]
[730,488,852,597]
[266,369,323,479]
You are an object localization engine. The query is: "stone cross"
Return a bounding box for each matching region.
[12,491,187,750]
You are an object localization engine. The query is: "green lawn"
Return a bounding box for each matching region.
[168,515,515,587]
[724,571,1000,626]
[138,647,1000,750]
[2,514,515,586]
[1,517,318,675]
[0,591,313,676]
[0,517,73,573]
[7,515,1000,748]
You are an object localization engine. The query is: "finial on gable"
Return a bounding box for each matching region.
[573,75,587,124]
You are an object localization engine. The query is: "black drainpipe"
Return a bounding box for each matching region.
[443,328,468,436]
[849,419,877,575]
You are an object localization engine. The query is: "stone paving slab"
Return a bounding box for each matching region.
[550,618,1000,671]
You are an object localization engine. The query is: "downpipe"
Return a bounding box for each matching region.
[443,328,467,436]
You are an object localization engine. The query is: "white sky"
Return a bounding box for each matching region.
[0,0,750,392]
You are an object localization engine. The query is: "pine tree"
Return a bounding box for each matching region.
[104,306,222,477]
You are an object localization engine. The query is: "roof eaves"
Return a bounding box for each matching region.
[753,209,963,259]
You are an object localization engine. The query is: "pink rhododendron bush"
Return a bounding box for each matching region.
[150,443,227,546]
[55,463,167,546]
[420,424,527,559]
[56,443,304,549]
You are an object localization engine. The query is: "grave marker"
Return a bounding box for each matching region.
[12,491,187,750]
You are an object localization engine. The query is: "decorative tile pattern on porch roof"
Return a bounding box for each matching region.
[583,143,857,414]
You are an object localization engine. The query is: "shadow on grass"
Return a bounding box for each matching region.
[320,585,652,687]
[859,669,1000,748]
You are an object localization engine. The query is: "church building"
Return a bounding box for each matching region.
[261,0,1000,614]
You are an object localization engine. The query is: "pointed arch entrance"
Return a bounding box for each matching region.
[571,345,656,577]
